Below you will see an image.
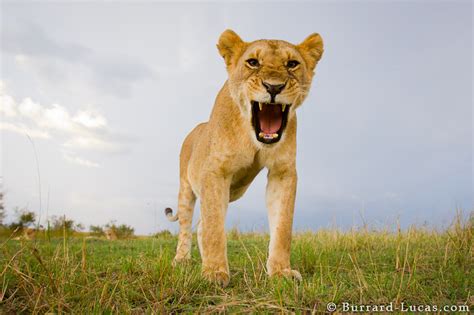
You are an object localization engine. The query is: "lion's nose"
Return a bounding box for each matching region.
[262,82,286,103]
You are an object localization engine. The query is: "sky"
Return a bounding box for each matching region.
[0,1,472,235]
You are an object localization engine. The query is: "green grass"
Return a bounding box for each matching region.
[0,215,472,313]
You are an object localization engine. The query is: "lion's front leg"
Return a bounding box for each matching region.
[265,166,301,280]
[199,171,230,287]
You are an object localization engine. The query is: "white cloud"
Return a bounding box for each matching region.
[0,82,18,117]
[17,98,74,131]
[0,81,129,167]
[0,122,50,139]
[14,54,29,67]
[17,97,42,118]
[62,151,100,168]
[42,104,74,131]
[0,94,17,117]
[73,110,107,129]
[63,136,123,153]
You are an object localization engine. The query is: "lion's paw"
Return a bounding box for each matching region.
[281,268,302,281]
[269,268,303,281]
[172,255,191,267]
[202,267,230,288]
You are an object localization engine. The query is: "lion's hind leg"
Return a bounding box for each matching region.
[173,180,196,265]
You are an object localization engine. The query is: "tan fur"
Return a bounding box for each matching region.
[23,228,36,240]
[104,229,117,240]
[167,30,323,286]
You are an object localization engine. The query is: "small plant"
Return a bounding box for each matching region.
[153,229,173,239]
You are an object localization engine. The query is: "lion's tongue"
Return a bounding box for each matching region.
[259,104,282,134]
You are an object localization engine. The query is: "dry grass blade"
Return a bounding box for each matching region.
[30,247,59,294]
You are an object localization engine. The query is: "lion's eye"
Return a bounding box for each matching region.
[287,60,300,69]
[246,58,260,68]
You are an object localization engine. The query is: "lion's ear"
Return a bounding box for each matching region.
[297,33,324,70]
[217,29,245,68]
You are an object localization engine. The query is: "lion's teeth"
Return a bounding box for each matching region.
[259,103,263,111]
[259,132,279,140]
[282,104,287,112]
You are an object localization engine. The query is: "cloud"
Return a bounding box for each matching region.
[0,95,17,117]
[63,136,124,153]
[1,21,155,97]
[0,122,50,139]
[73,110,107,129]
[14,54,30,67]
[62,151,100,168]
[0,81,129,166]
[16,98,76,132]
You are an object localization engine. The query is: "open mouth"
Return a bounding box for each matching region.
[251,101,291,144]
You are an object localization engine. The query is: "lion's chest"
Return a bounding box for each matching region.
[229,153,263,188]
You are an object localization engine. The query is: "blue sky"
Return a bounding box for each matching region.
[0,1,472,234]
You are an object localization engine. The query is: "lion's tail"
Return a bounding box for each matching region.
[165,207,179,222]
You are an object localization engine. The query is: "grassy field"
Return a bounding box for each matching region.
[1,216,472,313]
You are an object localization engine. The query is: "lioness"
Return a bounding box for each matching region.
[104,228,117,240]
[166,30,323,287]
[23,227,36,240]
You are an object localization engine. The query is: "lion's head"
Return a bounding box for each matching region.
[217,30,324,144]
[23,228,36,240]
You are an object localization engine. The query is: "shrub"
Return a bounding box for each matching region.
[105,221,135,239]
[153,229,173,239]
[8,208,36,232]
[89,225,104,237]
[48,215,84,236]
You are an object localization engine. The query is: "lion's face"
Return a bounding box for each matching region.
[24,228,36,240]
[217,30,324,144]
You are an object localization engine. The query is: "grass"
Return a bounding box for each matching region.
[0,215,472,313]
